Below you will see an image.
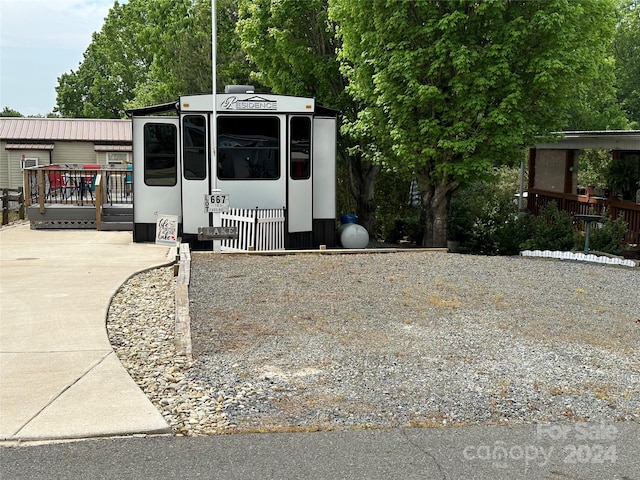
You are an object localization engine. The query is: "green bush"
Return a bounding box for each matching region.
[575,214,628,255]
[461,197,531,255]
[449,168,532,255]
[520,202,577,252]
[379,213,424,244]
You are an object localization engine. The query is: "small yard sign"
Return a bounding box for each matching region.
[204,193,230,213]
[198,226,238,240]
[156,214,179,246]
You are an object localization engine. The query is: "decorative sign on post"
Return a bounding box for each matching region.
[204,193,230,213]
[198,226,238,240]
[155,214,179,246]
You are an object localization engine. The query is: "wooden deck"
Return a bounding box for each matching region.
[24,165,132,230]
[527,188,640,244]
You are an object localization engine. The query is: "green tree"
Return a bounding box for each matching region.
[330,0,618,247]
[565,55,628,130]
[55,0,252,117]
[0,107,23,117]
[55,0,155,118]
[614,0,640,126]
[131,0,253,108]
[237,0,381,233]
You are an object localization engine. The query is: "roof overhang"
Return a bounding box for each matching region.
[536,130,640,151]
[125,101,178,117]
[5,143,54,150]
[94,144,132,152]
[125,97,340,118]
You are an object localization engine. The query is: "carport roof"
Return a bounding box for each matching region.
[536,130,640,150]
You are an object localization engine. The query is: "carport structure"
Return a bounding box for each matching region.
[528,130,640,244]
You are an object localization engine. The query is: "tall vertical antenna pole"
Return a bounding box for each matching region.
[211,0,221,252]
[211,0,218,192]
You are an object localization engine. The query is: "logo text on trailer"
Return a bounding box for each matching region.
[220,96,277,111]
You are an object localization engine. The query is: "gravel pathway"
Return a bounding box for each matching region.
[107,252,639,436]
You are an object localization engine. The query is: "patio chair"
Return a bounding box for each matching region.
[45,165,72,200]
[80,164,101,200]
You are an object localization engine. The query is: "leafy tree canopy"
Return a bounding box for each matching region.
[614,0,640,126]
[1,107,23,117]
[55,0,252,118]
[55,0,155,118]
[237,0,384,232]
[330,0,619,246]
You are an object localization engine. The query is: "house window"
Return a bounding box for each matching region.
[107,152,128,165]
[144,123,177,186]
[217,116,280,180]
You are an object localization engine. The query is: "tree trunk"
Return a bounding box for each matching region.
[346,154,380,235]
[421,180,454,247]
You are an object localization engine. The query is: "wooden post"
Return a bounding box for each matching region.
[527,148,536,213]
[1,189,8,225]
[17,188,25,220]
[23,169,31,207]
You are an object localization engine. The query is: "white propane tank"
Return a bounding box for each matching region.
[338,223,369,249]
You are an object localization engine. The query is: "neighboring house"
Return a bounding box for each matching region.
[0,117,132,190]
[528,130,640,243]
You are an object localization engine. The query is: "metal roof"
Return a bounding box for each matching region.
[0,117,132,143]
[536,130,640,150]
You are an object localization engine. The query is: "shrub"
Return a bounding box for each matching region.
[380,214,424,244]
[449,168,532,255]
[575,214,628,255]
[520,202,577,252]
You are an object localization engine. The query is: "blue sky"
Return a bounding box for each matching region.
[0,0,115,116]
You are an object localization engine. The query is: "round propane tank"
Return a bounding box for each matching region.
[338,222,369,249]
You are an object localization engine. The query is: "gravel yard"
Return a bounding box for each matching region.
[108,251,639,436]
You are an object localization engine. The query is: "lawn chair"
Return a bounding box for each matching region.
[45,165,72,200]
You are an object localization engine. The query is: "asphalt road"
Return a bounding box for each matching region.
[2,423,639,479]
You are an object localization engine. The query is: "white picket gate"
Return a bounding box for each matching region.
[220,208,285,251]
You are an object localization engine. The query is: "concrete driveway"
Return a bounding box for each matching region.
[0,222,173,441]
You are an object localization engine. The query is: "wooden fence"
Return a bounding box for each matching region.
[220,208,286,251]
[2,188,26,225]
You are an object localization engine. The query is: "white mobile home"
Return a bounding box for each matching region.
[128,88,338,249]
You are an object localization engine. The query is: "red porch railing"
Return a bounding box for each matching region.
[527,188,640,244]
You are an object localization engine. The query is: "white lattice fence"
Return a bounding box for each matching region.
[221,208,285,251]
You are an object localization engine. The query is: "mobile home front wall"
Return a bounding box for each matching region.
[132,93,337,248]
